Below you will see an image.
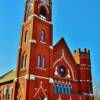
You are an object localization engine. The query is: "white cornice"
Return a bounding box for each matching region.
[49,78,53,83]
[30,74,54,83]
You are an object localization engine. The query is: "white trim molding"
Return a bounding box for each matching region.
[49,78,53,83]
[29,39,37,43]
[30,74,35,80]
[40,41,46,44]
[25,74,30,80]
[49,46,53,50]
[29,74,54,83]
[13,78,17,82]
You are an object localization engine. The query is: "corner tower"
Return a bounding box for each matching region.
[15,0,53,100]
[73,48,93,99]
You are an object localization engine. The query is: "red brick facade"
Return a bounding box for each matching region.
[0,0,94,100]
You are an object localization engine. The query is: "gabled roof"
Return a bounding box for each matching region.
[53,37,78,79]
[53,37,65,48]
[0,70,16,84]
[53,37,77,64]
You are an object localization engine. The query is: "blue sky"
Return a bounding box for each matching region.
[0,0,100,82]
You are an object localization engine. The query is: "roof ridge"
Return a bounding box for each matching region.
[53,37,65,48]
[0,70,14,78]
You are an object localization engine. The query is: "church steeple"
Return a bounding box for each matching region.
[15,0,53,99]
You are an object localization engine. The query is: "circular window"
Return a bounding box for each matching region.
[58,65,66,76]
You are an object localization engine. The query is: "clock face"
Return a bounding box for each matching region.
[58,65,66,76]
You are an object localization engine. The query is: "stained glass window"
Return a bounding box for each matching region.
[62,85,65,94]
[65,86,71,94]
[54,84,58,93]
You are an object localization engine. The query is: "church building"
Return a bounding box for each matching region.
[0,0,94,100]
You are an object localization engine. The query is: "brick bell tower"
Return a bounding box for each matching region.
[14,0,53,100]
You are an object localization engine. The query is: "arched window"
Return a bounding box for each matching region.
[24,55,28,67]
[24,31,28,42]
[20,53,27,69]
[40,30,45,42]
[62,85,65,94]
[21,55,24,68]
[40,6,47,17]
[38,56,41,67]
[4,87,7,95]
[58,84,61,93]
[65,86,71,94]
[54,84,58,93]
[7,88,10,100]
[1,89,5,100]
[9,87,12,95]
[67,86,71,94]
[42,56,45,68]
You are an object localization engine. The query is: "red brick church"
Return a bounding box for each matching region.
[0,0,94,100]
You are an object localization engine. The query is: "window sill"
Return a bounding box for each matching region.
[40,41,46,44]
[36,67,48,70]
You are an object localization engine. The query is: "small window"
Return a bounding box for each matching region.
[40,30,45,42]
[42,56,45,68]
[38,56,41,67]
[24,31,28,42]
[20,53,27,69]
[21,55,24,68]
